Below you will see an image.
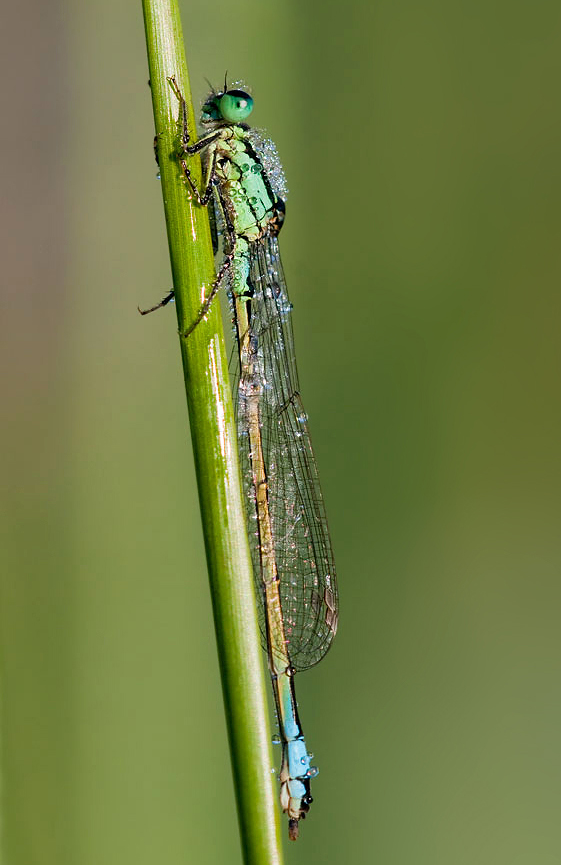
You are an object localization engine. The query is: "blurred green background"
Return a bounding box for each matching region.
[2,1,560,863]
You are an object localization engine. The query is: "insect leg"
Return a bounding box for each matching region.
[166,76,220,204]
[138,290,175,316]
[177,147,217,206]
[182,191,239,337]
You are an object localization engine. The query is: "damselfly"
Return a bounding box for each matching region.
[142,76,338,840]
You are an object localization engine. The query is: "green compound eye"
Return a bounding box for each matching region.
[219,90,254,122]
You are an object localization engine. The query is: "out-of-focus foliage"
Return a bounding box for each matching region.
[2,1,560,863]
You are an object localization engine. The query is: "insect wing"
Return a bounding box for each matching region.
[232,235,338,671]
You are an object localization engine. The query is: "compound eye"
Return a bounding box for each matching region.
[201,97,221,122]
[219,90,253,122]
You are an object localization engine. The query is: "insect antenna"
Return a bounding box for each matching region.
[204,77,217,95]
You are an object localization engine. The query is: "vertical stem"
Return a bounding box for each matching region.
[141,2,284,862]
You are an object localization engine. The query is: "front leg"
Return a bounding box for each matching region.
[167,76,220,204]
[177,147,217,206]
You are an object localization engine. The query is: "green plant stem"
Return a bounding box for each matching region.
[141,3,284,862]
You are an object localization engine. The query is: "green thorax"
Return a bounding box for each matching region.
[210,125,277,241]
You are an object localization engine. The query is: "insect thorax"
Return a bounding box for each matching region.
[211,126,280,241]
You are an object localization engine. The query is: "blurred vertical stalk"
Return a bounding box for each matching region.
[141,2,284,863]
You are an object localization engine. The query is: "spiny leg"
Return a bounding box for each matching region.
[138,244,233,325]
[167,76,190,153]
[138,290,175,316]
[177,149,217,205]
[139,80,216,317]
[147,78,242,336]
[166,78,220,204]
[182,252,233,337]
[167,76,220,156]
[183,191,240,337]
